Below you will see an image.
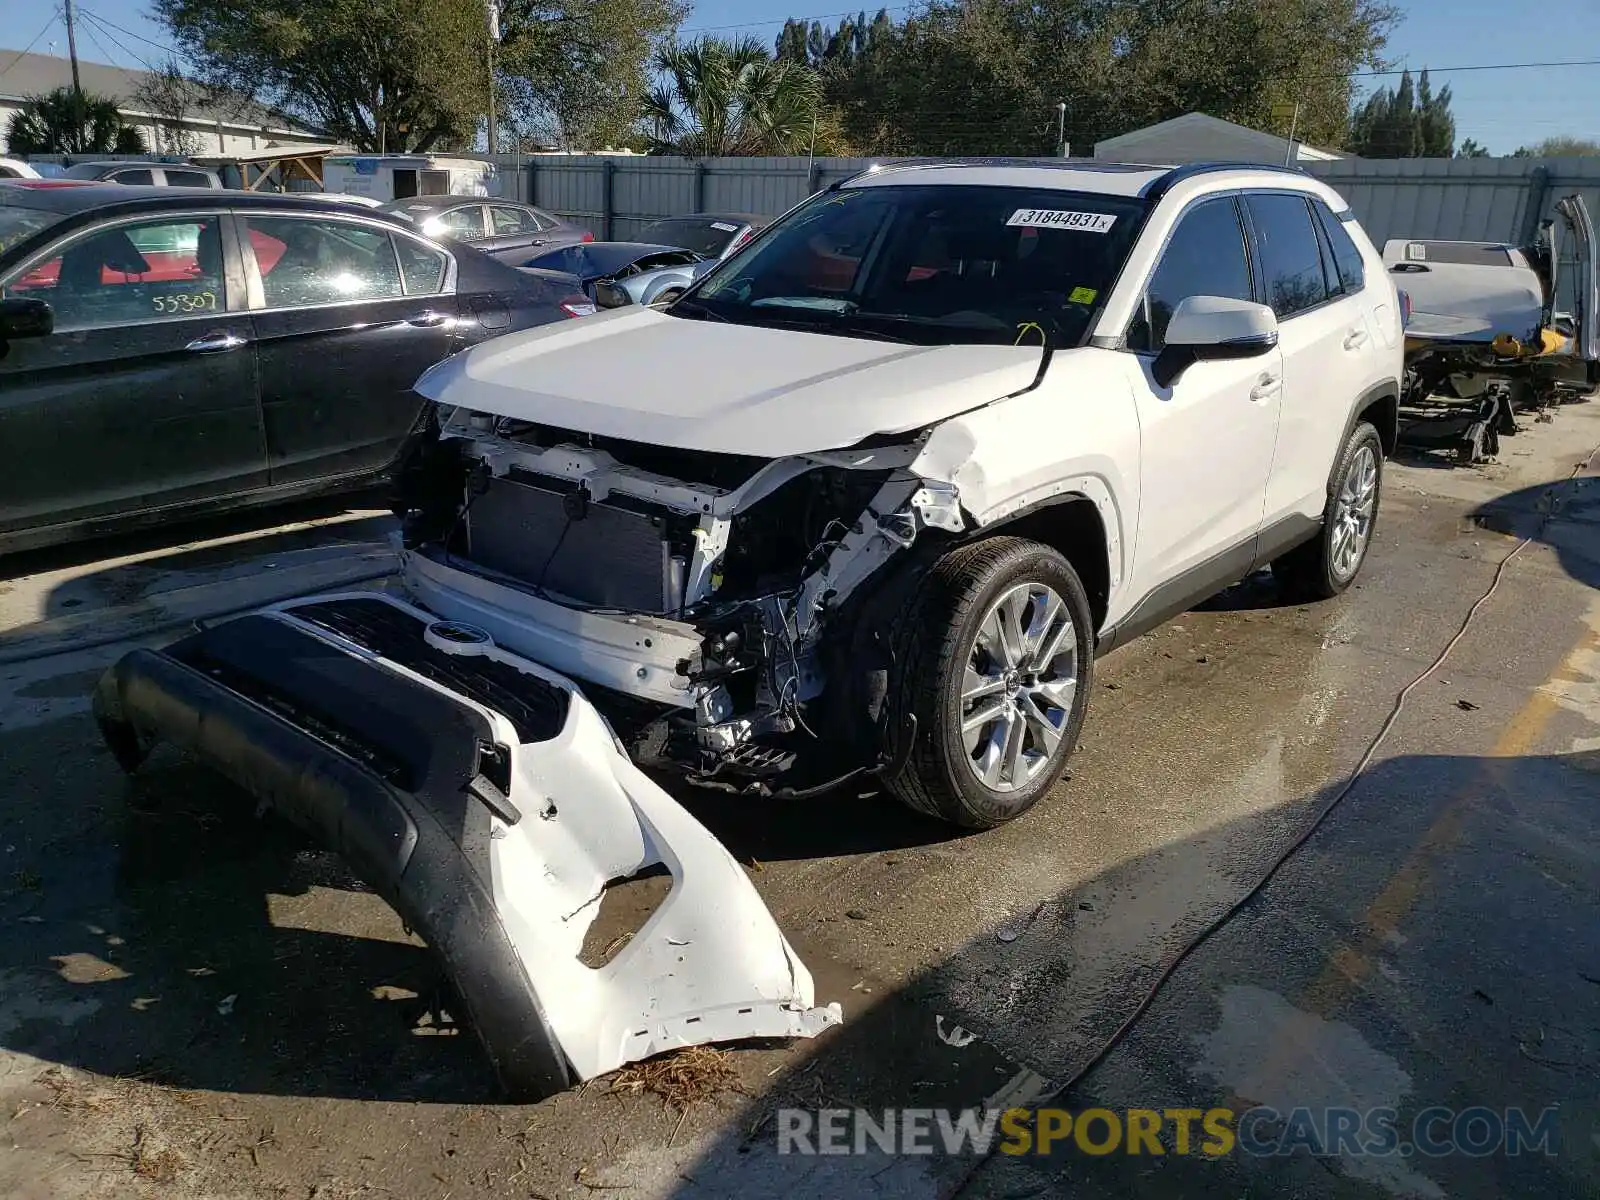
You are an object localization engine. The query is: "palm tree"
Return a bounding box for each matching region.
[5,86,148,156]
[642,36,824,156]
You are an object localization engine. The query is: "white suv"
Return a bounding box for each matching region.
[406,160,1402,826]
[94,159,1403,1098]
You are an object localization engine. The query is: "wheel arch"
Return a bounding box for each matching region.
[1348,380,1400,461]
[965,493,1114,635]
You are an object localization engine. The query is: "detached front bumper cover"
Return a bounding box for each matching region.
[93,592,840,1099]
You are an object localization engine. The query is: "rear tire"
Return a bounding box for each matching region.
[1273,421,1383,601]
[885,537,1093,828]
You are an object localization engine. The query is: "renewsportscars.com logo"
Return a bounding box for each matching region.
[776,1106,1560,1159]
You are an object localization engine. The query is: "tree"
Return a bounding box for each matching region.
[1512,136,1600,157]
[155,0,489,152]
[641,35,828,156]
[1347,68,1454,157]
[497,0,686,152]
[1456,138,1490,157]
[789,0,1396,158]
[131,59,209,156]
[5,86,147,155]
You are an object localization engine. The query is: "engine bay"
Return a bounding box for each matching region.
[390,407,966,793]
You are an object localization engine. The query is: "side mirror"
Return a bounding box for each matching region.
[1151,296,1278,388]
[593,280,633,310]
[0,296,53,341]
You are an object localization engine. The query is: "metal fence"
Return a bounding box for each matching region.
[487,152,1600,250]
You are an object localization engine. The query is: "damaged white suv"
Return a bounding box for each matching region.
[95,160,1402,1097]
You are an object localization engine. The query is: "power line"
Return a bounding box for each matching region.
[76,6,181,60]
[74,14,125,75]
[0,9,62,79]
[78,8,160,71]
[1344,57,1600,80]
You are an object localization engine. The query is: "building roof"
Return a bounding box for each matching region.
[1094,112,1346,163]
[0,48,321,136]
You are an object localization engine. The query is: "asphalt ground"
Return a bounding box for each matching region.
[1,399,1596,1199]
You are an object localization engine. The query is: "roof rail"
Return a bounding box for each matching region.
[1143,160,1311,201]
[829,156,1172,190]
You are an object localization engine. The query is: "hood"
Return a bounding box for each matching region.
[414,306,1043,457]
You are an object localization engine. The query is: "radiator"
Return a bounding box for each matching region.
[466,474,675,612]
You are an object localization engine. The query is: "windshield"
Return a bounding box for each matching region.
[640,217,742,258]
[683,184,1144,347]
[0,207,64,254]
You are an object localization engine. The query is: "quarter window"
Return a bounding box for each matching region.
[165,169,213,189]
[243,215,404,307]
[1312,199,1367,293]
[1127,197,1254,352]
[1245,193,1332,318]
[2,216,225,330]
[395,237,449,294]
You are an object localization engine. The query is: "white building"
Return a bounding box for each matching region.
[1094,112,1348,166]
[0,49,329,157]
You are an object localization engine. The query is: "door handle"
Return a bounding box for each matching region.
[1343,327,1370,350]
[407,311,449,327]
[1249,372,1281,400]
[184,331,247,353]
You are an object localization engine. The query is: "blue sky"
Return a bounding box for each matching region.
[6,0,1596,154]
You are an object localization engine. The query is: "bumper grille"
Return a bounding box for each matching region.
[466,474,672,612]
[290,597,568,744]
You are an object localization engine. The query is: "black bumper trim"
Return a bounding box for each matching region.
[94,620,574,1101]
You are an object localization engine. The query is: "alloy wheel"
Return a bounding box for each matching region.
[960,582,1078,793]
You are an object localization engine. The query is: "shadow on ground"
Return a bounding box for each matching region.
[0,491,392,623]
[659,748,1600,1200]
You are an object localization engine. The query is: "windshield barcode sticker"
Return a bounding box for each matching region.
[1007,209,1118,233]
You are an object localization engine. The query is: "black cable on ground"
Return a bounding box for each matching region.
[949,437,1600,1198]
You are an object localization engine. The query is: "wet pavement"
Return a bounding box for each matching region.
[1,403,1597,1199]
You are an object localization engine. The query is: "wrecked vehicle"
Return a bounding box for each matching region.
[1383,196,1598,462]
[95,159,1403,1098]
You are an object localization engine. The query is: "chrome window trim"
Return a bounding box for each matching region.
[233,208,457,313]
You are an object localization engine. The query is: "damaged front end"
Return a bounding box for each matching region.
[92,404,974,1097]
[397,404,973,797]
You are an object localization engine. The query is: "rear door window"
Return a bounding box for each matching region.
[435,206,485,239]
[1245,193,1332,318]
[1,216,226,330]
[243,215,404,307]
[109,168,155,185]
[490,205,541,235]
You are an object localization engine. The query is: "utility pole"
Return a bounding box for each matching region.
[63,0,83,96]
[485,0,499,156]
[1055,101,1068,158]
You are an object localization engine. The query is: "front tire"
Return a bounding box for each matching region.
[885,537,1093,828]
[1273,421,1383,600]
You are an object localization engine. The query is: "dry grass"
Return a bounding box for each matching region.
[608,1046,747,1113]
[132,1125,187,1184]
[35,1068,117,1114]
